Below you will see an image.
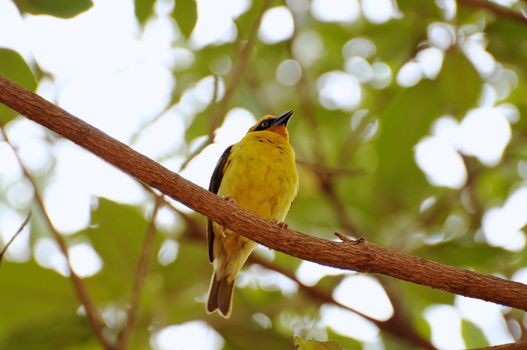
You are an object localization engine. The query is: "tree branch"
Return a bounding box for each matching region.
[0,119,115,349]
[286,24,434,345]
[250,256,437,350]
[459,0,527,24]
[0,212,31,265]
[1,75,526,313]
[296,159,365,178]
[286,32,362,237]
[208,0,269,133]
[473,341,527,350]
[160,194,436,350]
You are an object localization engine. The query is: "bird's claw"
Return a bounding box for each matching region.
[273,220,288,229]
[223,196,236,204]
[221,197,235,237]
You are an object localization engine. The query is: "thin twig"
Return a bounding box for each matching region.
[177,76,221,171]
[207,75,223,140]
[337,111,377,166]
[178,136,209,172]
[472,341,527,350]
[248,255,437,350]
[286,37,324,164]
[0,123,115,350]
[296,159,365,177]
[286,34,362,236]
[129,105,173,146]
[179,0,271,172]
[146,186,425,345]
[208,0,270,133]
[319,177,361,236]
[0,212,31,265]
[459,0,527,24]
[287,22,442,346]
[172,201,436,349]
[118,196,163,350]
[141,186,436,349]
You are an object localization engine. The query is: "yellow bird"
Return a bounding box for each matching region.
[206,110,299,318]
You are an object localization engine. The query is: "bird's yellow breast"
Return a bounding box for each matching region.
[217,130,298,221]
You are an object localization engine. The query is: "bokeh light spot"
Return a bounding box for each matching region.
[317,71,361,111]
[311,0,360,23]
[258,6,294,44]
[276,59,303,86]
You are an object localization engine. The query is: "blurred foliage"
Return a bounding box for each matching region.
[172,0,197,37]
[295,336,344,350]
[13,0,92,18]
[134,0,156,26]
[0,48,36,123]
[1,0,527,349]
[462,320,488,349]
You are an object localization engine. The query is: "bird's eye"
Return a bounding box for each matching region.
[260,121,270,128]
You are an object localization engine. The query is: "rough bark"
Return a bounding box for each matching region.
[1,75,526,311]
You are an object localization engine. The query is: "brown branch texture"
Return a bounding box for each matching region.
[1,75,527,313]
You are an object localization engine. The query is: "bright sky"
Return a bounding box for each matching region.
[0,0,524,349]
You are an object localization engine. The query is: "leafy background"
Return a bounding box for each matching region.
[1,0,527,349]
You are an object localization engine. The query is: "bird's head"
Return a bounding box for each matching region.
[248,110,293,139]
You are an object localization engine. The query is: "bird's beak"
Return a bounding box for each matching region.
[272,110,293,127]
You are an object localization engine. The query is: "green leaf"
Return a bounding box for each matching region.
[234,0,259,38]
[0,315,93,350]
[217,325,293,350]
[172,0,197,37]
[134,0,156,25]
[373,49,481,215]
[324,330,362,350]
[0,260,78,339]
[413,241,507,270]
[14,0,93,18]
[461,320,488,348]
[294,336,345,350]
[185,112,210,143]
[402,281,454,309]
[437,49,481,115]
[77,198,161,301]
[374,82,441,212]
[0,48,37,123]
[155,240,212,322]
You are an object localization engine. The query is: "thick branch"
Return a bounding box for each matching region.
[1,75,526,311]
[172,198,436,350]
[250,256,437,350]
[286,25,429,345]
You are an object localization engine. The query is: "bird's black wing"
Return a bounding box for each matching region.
[207,145,233,262]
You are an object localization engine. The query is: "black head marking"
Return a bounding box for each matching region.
[252,117,276,132]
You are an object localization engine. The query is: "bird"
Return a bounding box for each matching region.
[206,110,299,318]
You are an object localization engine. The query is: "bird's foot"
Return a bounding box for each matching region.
[273,220,288,229]
[220,197,235,237]
[220,226,228,238]
[223,196,236,204]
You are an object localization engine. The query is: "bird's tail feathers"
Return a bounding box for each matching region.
[207,273,235,318]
